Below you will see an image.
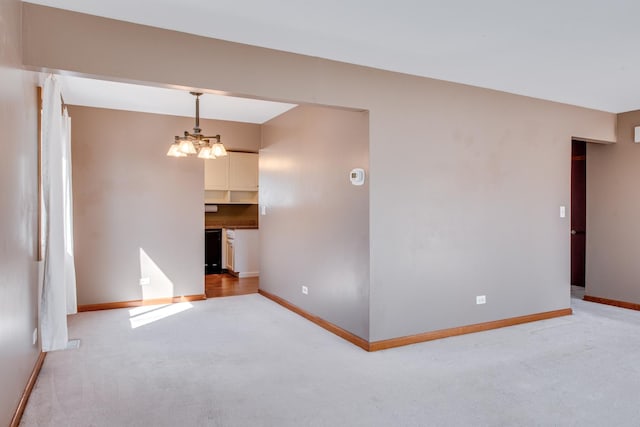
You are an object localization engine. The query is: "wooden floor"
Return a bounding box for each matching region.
[205,273,259,298]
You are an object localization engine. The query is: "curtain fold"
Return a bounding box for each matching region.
[62,107,77,315]
[41,75,77,351]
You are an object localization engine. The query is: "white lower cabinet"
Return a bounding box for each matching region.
[224,229,259,278]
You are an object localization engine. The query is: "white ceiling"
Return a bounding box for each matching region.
[26,0,640,113]
[58,75,296,124]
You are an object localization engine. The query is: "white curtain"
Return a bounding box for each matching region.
[62,108,77,315]
[41,75,77,352]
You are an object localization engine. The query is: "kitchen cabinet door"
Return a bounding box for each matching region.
[226,238,234,272]
[229,152,258,191]
[204,156,229,190]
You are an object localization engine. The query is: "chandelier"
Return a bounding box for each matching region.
[167,92,227,159]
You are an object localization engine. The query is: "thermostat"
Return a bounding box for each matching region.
[350,168,365,186]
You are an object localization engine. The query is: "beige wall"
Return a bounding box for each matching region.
[261,105,370,339]
[586,111,640,303]
[23,4,618,341]
[69,105,260,305]
[0,0,41,423]
[368,86,615,341]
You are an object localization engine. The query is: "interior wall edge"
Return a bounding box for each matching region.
[77,294,207,312]
[258,289,370,350]
[9,352,46,427]
[369,308,573,351]
[260,288,572,352]
[583,295,640,312]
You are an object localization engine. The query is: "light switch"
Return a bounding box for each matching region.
[261,205,267,216]
[560,206,566,218]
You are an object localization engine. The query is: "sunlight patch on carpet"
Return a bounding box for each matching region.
[128,302,193,329]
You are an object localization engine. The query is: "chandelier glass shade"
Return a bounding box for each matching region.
[167,92,227,159]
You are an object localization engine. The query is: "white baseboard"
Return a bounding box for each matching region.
[237,272,259,278]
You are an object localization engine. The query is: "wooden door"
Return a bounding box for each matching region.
[571,141,586,286]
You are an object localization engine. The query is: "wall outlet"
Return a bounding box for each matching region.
[476,295,486,305]
[32,328,38,345]
[302,286,308,295]
[139,277,150,285]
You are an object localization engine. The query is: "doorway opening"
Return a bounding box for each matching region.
[571,139,586,287]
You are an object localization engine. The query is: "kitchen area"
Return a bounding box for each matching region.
[203,151,260,297]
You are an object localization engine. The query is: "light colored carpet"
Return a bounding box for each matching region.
[21,292,640,426]
[570,285,585,299]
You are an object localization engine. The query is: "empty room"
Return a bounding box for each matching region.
[3,1,640,426]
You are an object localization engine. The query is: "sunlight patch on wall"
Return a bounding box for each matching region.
[139,247,174,300]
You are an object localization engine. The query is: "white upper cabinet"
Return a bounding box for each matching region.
[229,152,258,191]
[204,152,259,204]
[204,156,229,190]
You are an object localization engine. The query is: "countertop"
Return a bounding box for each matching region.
[205,225,258,230]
